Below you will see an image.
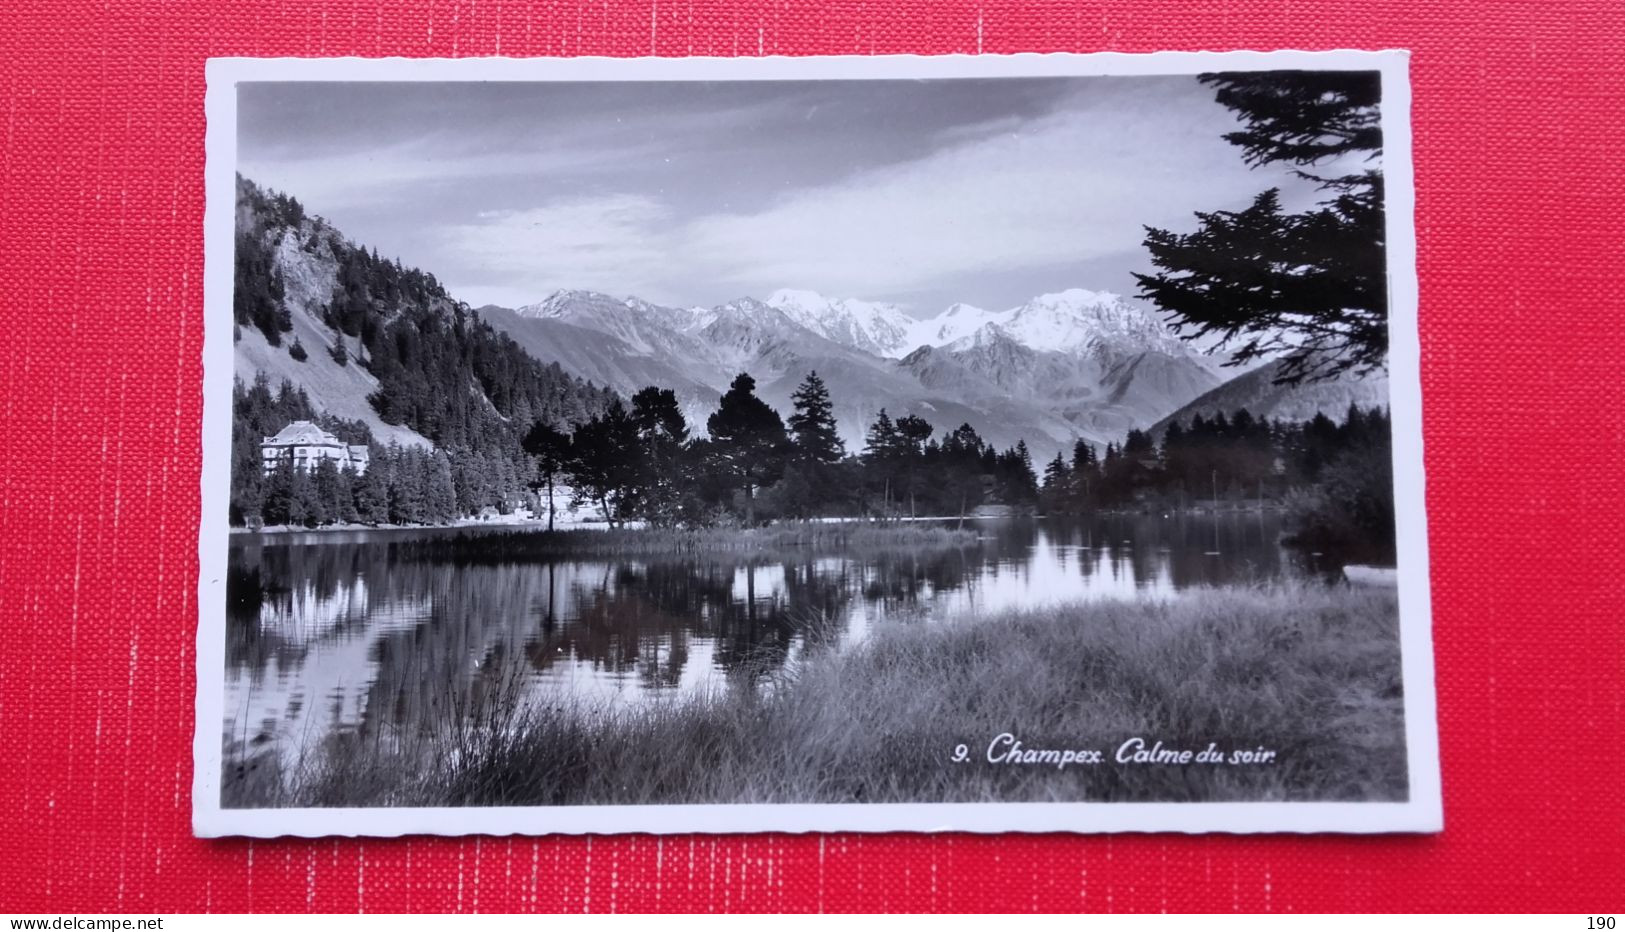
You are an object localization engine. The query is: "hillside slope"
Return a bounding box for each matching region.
[233,175,614,458]
[1151,359,1391,434]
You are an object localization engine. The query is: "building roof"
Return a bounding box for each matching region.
[263,420,343,447]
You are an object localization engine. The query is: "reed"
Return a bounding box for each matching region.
[223,582,1406,807]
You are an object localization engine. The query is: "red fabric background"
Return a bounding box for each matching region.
[1,0,1621,913]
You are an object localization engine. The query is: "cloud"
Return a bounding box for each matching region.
[236,84,826,213]
[675,97,1312,301]
[443,194,679,304]
[241,78,1328,311]
[239,139,664,213]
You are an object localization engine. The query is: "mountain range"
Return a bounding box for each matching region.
[477,287,1243,460]
[232,174,1390,464]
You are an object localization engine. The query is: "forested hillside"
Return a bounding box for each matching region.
[231,176,616,525]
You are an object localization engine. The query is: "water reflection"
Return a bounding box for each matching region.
[224,514,1323,779]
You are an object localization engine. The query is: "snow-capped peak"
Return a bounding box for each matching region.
[909,302,999,348]
[514,288,598,319]
[520,284,1201,365]
[680,305,717,332]
[999,289,1183,356]
[764,288,832,311]
[765,288,917,357]
[909,289,1192,360]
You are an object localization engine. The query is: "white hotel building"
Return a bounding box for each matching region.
[261,420,371,475]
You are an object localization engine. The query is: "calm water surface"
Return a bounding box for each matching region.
[223,515,1325,773]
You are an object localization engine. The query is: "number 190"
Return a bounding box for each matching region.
[1589,918,1616,930]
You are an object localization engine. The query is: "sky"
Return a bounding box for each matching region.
[237,76,1325,315]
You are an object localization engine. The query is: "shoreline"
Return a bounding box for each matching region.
[229,513,992,539]
[230,518,986,557]
[230,513,1395,570]
[223,582,1406,808]
[230,506,1295,536]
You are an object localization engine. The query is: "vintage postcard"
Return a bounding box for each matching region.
[195,51,1439,837]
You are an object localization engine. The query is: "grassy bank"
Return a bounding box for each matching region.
[225,583,1406,807]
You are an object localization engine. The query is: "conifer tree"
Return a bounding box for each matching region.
[782,371,847,517]
[287,465,321,527]
[334,465,359,524]
[630,387,690,526]
[260,458,295,527]
[787,371,844,465]
[390,449,429,524]
[861,409,902,515]
[895,415,933,458]
[1071,439,1097,471]
[522,421,571,532]
[311,457,341,526]
[427,453,458,523]
[568,399,642,525]
[1040,453,1071,513]
[1136,71,1386,383]
[940,423,989,517]
[1043,453,1068,486]
[352,450,390,524]
[705,374,787,524]
[862,409,900,463]
[893,415,934,517]
[993,444,1039,506]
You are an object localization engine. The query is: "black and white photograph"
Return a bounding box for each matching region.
[195,52,1439,837]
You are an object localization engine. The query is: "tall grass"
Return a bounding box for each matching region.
[223,583,1406,807]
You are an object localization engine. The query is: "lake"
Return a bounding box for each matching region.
[222,514,1329,784]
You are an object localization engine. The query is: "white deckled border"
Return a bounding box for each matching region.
[196,49,1438,839]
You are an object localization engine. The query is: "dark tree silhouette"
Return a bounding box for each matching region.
[1136,70,1386,383]
[705,374,787,524]
[567,400,641,526]
[352,456,389,524]
[1040,453,1071,514]
[937,423,990,517]
[426,453,458,523]
[893,414,934,517]
[629,387,691,526]
[787,371,844,465]
[522,421,572,532]
[999,440,1039,505]
[630,387,689,445]
[774,371,850,518]
[863,409,900,461]
[862,409,903,515]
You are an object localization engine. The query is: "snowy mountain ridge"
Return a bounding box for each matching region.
[518,285,1203,364]
[958,288,1195,361]
[764,288,918,357]
[481,285,1239,460]
[767,286,1208,365]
